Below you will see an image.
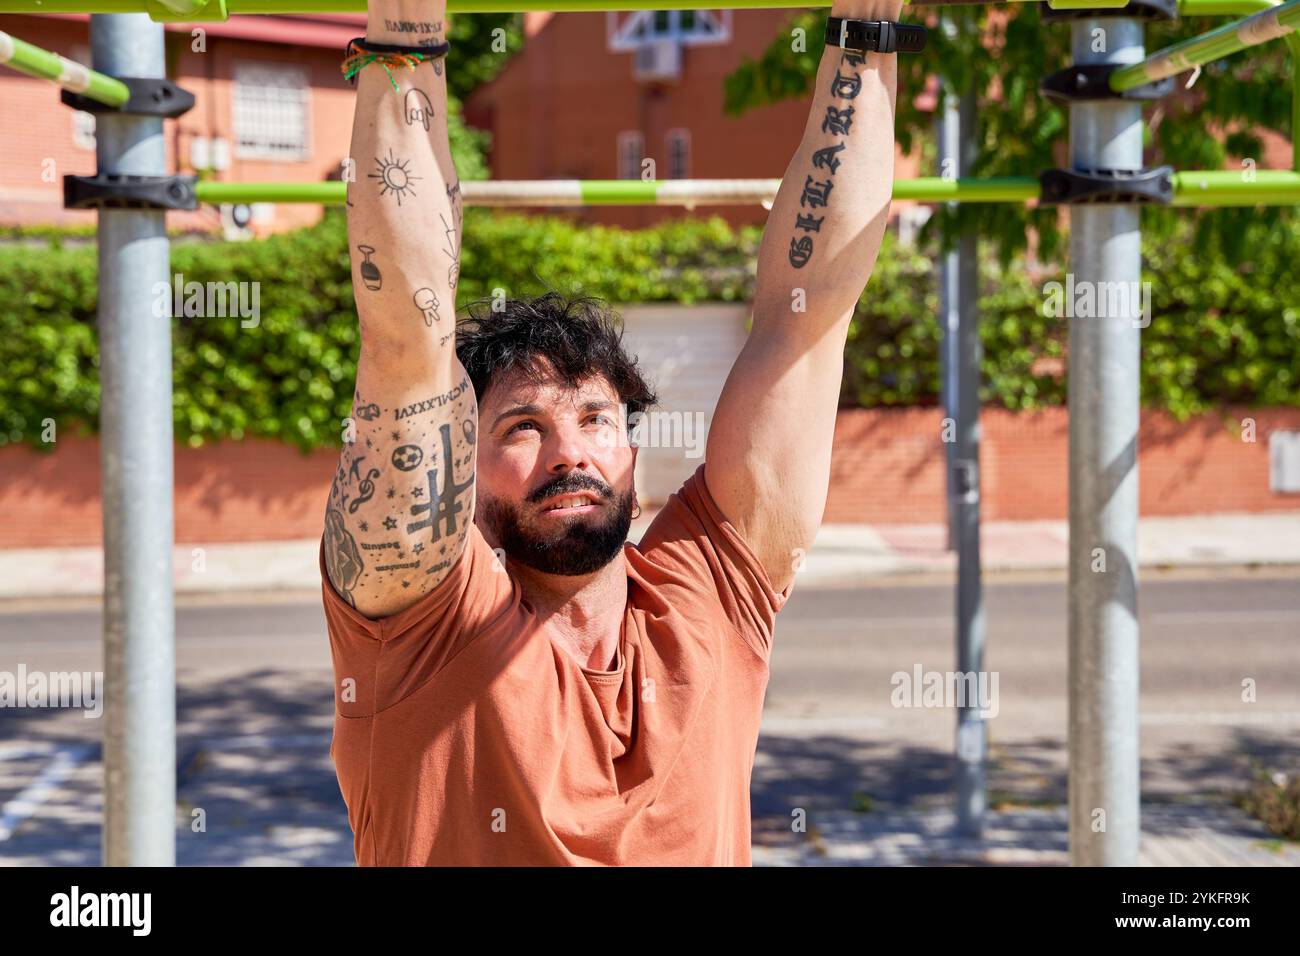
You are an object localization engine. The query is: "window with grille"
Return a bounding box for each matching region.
[233,63,311,161]
[617,131,644,180]
[666,129,690,179]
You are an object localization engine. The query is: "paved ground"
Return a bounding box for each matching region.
[1,570,1297,866]
[751,804,1300,867]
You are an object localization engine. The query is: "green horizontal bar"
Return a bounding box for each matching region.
[195,177,1044,206]
[1179,0,1274,14]
[1178,0,1300,172]
[1171,169,1300,204]
[196,173,1300,208]
[579,180,660,204]
[893,176,1041,202]
[0,29,129,106]
[1111,0,1300,92]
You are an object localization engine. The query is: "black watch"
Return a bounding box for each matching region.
[824,17,928,54]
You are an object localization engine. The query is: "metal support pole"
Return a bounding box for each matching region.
[942,74,987,838]
[94,13,176,867]
[937,91,958,552]
[1067,15,1143,867]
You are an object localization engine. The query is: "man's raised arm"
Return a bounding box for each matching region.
[323,0,478,618]
[704,0,904,594]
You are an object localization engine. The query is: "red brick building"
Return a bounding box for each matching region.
[0,12,365,234]
[464,10,923,230]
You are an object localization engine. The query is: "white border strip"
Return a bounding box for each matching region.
[0,743,95,842]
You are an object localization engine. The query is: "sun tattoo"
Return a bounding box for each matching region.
[369,148,421,206]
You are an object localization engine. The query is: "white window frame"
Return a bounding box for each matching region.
[232,62,312,162]
[617,131,644,180]
[607,10,732,52]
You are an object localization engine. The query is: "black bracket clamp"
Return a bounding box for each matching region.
[1040,0,1178,22]
[64,173,199,211]
[1038,165,1174,205]
[61,77,194,118]
[1041,63,1174,103]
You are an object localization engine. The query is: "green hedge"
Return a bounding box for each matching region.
[1,208,1297,452]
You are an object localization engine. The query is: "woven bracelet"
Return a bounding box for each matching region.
[341,37,451,92]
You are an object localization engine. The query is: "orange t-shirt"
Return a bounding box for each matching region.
[320,464,792,866]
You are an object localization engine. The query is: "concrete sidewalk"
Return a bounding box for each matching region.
[0,511,1298,600]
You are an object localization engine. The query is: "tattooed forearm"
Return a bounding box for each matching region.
[788,51,864,270]
[352,0,456,340]
[325,379,478,611]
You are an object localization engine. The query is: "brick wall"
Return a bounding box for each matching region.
[823,406,1300,524]
[2,406,1296,549]
[0,14,357,235]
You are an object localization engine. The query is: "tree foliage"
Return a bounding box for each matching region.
[723,6,1296,263]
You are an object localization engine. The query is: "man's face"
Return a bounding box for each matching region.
[475,366,637,576]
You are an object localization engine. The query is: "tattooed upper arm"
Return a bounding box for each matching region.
[324,362,478,619]
[330,19,472,618]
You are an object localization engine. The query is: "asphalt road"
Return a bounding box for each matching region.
[0,570,1296,863]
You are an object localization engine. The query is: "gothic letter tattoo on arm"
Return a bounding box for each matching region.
[787,52,864,270]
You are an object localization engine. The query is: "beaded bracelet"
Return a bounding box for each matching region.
[341,37,451,92]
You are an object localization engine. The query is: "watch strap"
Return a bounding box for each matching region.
[824,17,928,54]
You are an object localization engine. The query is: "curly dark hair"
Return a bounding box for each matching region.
[456,290,658,430]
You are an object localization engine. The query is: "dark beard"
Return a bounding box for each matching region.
[478,472,635,576]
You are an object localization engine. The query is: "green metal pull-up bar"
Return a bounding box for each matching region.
[190,176,1044,206]
[1110,0,1299,91]
[0,28,129,105]
[189,172,1300,207]
[192,176,1048,207]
